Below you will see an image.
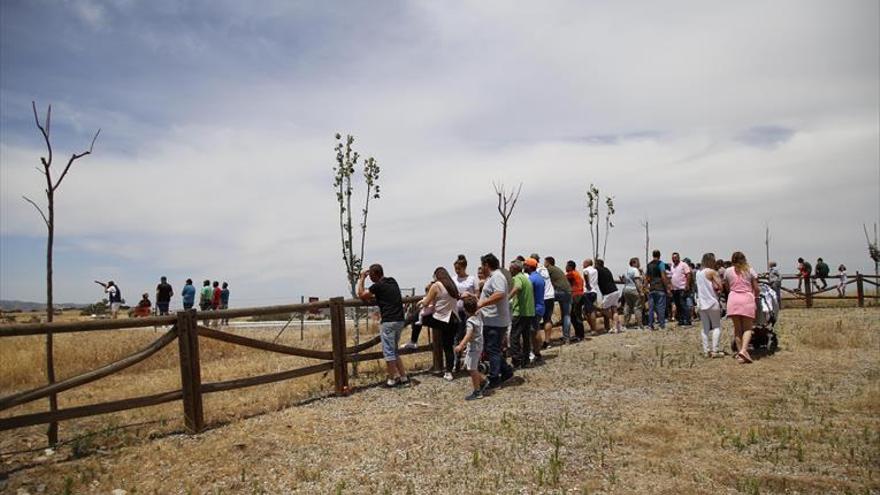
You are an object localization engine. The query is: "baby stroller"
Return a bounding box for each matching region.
[732,283,779,354]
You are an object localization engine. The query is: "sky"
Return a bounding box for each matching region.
[1,0,878,307]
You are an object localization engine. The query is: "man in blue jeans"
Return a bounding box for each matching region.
[477,253,514,388]
[357,263,410,388]
[645,250,671,330]
[543,256,572,343]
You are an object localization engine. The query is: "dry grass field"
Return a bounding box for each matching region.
[1,307,878,494]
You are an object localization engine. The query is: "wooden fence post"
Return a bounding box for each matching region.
[176,310,204,433]
[329,297,349,395]
[856,272,864,308]
[804,275,813,308]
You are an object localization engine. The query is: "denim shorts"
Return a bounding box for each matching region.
[380,321,405,361]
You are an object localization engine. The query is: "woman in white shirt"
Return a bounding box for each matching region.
[453,255,478,343]
[420,266,461,381]
[696,252,725,357]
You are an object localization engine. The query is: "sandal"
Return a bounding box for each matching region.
[736,352,753,364]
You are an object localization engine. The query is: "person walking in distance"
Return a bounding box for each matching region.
[725,252,760,364]
[358,264,410,387]
[696,253,725,357]
[524,258,546,364]
[477,253,514,388]
[544,256,572,343]
[508,260,535,368]
[420,267,461,381]
[220,282,230,325]
[645,250,671,330]
[670,252,693,326]
[155,276,173,316]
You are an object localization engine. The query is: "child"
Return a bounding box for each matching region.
[837,265,847,298]
[454,295,488,400]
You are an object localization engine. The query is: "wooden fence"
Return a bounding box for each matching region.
[0,296,432,436]
[757,273,880,308]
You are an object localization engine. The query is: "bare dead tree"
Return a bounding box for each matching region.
[864,223,879,297]
[23,101,100,445]
[493,182,522,264]
[640,218,650,267]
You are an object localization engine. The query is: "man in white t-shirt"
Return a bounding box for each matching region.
[581,259,599,333]
[530,253,556,343]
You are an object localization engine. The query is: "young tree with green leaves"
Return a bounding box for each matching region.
[586,184,615,260]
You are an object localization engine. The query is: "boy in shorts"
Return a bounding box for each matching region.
[454,295,489,400]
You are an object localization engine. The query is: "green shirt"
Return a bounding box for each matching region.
[200,286,213,304]
[547,264,571,294]
[510,272,535,317]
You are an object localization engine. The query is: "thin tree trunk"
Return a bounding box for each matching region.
[46,192,58,445]
[501,220,507,265]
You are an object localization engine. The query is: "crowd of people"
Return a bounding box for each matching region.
[96,277,230,321]
[357,249,844,400]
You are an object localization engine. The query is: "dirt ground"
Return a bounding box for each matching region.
[1,307,878,494]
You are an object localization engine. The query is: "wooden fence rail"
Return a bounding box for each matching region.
[0,295,428,436]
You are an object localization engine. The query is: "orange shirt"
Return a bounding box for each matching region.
[566,269,585,296]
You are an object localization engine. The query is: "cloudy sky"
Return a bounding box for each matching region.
[1,0,878,306]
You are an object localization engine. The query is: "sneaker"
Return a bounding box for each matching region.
[402,341,418,350]
[479,378,491,393]
[443,372,454,381]
[397,376,411,387]
[386,378,397,388]
[465,390,484,401]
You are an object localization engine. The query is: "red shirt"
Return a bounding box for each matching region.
[566,269,585,296]
[212,287,222,307]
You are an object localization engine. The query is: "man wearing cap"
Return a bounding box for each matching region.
[524,258,546,364]
[508,259,535,368]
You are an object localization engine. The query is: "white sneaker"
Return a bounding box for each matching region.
[403,341,418,350]
[443,372,454,381]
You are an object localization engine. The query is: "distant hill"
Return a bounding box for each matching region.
[0,300,89,312]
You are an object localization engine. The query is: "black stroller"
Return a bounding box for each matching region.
[731,283,779,354]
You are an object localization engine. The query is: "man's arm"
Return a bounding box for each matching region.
[477,291,505,310]
[356,271,374,302]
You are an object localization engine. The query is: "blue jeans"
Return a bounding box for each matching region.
[484,325,512,381]
[648,291,667,329]
[380,321,405,361]
[555,291,572,339]
[672,289,691,325]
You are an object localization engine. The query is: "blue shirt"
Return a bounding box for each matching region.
[181,284,196,305]
[529,271,545,316]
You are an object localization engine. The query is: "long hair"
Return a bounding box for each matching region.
[434,267,460,299]
[731,251,749,275]
[701,252,716,270]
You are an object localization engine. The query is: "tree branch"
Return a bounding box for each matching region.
[32,102,52,170]
[23,195,49,229]
[53,128,100,191]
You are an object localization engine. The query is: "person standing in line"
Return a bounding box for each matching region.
[181,279,196,310]
[454,295,489,400]
[508,260,535,368]
[420,267,461,381]
[622,257,644,329]
[696,253,725,357]
[595,259,622,333]
[766,261,782,308]
[725,251,760,364]
[210,281,222,327]
[814,257,829,290]
[670,252,692,326]
[199,280,213,325]
[220,282,230,325]
[155,276,173,316]
[582,259,600,334]
[524,258,546,364]
[358,263,410,387]
[544,256,572,343]
[531,253,556,345]
[565,260,586,341]
[645,250,671,330]
[477,253,514,388]
[837,264,848,298]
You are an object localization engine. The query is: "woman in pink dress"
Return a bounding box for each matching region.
[724,251,760,363]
